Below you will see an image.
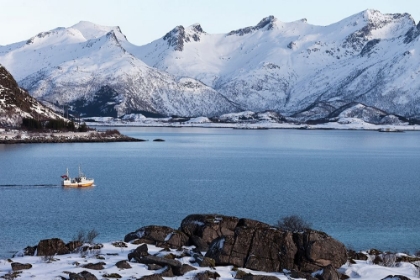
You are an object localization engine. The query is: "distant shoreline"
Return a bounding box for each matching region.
[86,121,420,132]
[0,130,144,144]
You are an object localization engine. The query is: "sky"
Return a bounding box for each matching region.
[0,0,419,46]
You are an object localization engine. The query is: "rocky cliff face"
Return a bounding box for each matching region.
[0,65,62,127]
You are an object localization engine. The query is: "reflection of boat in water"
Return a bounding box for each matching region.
[61,166,94,187]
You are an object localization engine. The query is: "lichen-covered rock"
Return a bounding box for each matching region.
[181,214,239,251]
[37,238,70,256]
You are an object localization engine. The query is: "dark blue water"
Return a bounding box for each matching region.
[1,127,420,258]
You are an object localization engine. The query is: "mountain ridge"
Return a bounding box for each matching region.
[0,9,419,120]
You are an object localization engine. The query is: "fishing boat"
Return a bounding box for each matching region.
[61,166,94,187]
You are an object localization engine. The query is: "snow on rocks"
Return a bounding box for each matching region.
[2,214,420,279]
[1,239,420,279]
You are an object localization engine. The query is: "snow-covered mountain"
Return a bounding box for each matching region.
[0,64,63,127]
[0,22,238,117]
[1,10,420,119]
[134,10,420,118]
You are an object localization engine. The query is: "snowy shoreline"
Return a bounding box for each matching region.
[1,241,419,280]
[80,112,420,131]
[85,119,420,132]
[2,213,420,279]
[0,130,143,144]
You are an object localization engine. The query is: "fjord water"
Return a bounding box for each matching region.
[1,127,420,258]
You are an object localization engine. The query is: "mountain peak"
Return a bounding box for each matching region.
[163,23,205,51]
[342,9,416,51]
[71,21,127,41]
[227,15,277,36]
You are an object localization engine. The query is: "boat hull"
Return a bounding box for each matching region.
[62,180,94,188]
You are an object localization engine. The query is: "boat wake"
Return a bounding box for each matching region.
[0,184,59,188]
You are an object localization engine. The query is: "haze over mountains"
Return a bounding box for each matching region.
[1,9,420,121]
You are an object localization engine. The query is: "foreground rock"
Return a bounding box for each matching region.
[11,262,32,271]
[37,238,70,256]
[180,214,241,251]
[69,270,98,280]
[124,225,189,249]
[124,214,347,275]
[14,214,348,277]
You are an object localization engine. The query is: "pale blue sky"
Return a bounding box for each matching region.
[1,0,419,46]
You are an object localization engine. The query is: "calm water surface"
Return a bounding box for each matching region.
[0,127,419,258]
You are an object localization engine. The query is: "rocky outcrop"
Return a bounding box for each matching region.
[11,262,32,271]
[185,214,347,273]
[124,213,347,275]
[163,24,205,51]
[124,225,188,249]
[293,230,348,272]
[205,227,296,271]
[18,214,347,278]
[36,238,70,256]
[180,214,240,251]
[227,16,276,36]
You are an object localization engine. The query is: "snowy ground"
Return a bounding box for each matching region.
[0,242,419,280]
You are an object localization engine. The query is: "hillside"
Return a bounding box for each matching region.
[0,64,63,127]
